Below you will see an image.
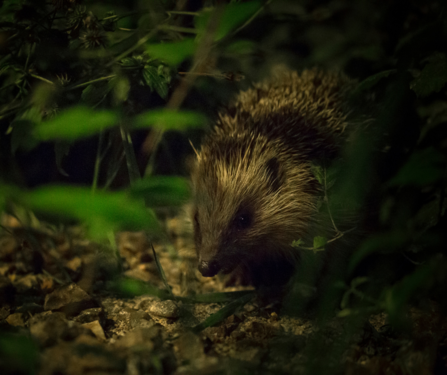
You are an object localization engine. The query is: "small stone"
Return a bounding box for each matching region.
[147,300,179,319]
[123,268,152,282]
[41,341,125,375]
[6,312,26,327]
[114,326,161,350]
[137,297,155,310]
[14,274,39,293]
[44,283,96,316]
[130,310,154,329]
[174,331,205,363]
[73,307,104,324]
[29,312,92,347]
[82,320,106,341]
[65,257,82,273]
[39,275,54,293]
[100,298,124,314]
[234,347,264,365]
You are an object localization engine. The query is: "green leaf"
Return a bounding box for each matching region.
[129,176,191,207]
[133,109,206,130]
[182,291,254,304]
[109,277,170,299]
[313,236,327,250]
[310,164,324,185]
[348,232,407,273]
[225,40,256,55]
[350,69,396,98]
[10,119,39,153]
[19,186,160,239]
[110,76,130,104]
[384,261,437,329]
[146,38,196,66]
[34,106,119,140]
[81,83,111,106]
[142,65,169,99]
[337,308,353,318]
[411,53,447,97]
[151,243,172,297]
[291,239,305,248]
[351,277,369,288]
[388,147,445,187]
[192,292,255,333]
[195,1,262,41]
[31,82,55,108]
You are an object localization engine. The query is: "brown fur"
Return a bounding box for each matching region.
[190,68,357,286]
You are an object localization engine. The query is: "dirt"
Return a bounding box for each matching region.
[0,213,446,375]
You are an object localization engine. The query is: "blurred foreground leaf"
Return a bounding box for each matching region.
[35,106,119,141]
[384,259,440,329]
[0,333,39,375]
[349,232,407,273]
[146,38,196,66]
[18,186,159,239]
[388,147,445,187]
[109,277,170,299]
[134,109,206,130]
[129,176,190,207]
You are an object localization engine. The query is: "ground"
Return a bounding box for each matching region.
[0,213,446,375]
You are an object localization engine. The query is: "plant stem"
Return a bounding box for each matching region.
[120,125,141,184]
[92,131,104,193]
[68,75,116,91]
[29,74,54,85]
[158,24,198,34]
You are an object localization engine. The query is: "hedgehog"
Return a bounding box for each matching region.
[190,68,359,287]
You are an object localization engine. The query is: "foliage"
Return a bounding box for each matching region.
[0,0,263,231]
[1,0,447,373]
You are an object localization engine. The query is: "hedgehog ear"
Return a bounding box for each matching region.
[265,157,283,192]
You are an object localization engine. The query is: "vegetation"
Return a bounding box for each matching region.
[0,0,446,374]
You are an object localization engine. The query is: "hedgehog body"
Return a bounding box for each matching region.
[191,68,357,287]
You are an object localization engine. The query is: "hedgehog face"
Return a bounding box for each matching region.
[191,136,313,278]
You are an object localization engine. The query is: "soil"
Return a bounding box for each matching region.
[0,213,446,375]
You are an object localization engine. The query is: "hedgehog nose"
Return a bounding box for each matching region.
[198,260,220,277]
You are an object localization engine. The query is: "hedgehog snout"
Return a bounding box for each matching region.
[198,259,221,277]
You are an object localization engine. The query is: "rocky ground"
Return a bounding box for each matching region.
[0,213,446,375]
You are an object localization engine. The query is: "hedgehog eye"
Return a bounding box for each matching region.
[233,212,252,230]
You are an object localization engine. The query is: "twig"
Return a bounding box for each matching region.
[226,0,272,39]
[158,25,198,34]
[67,75,116,91]
[105,29,158,68]
[91,131,104,193]
[166,11,199,17]
[29,74,54,85]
